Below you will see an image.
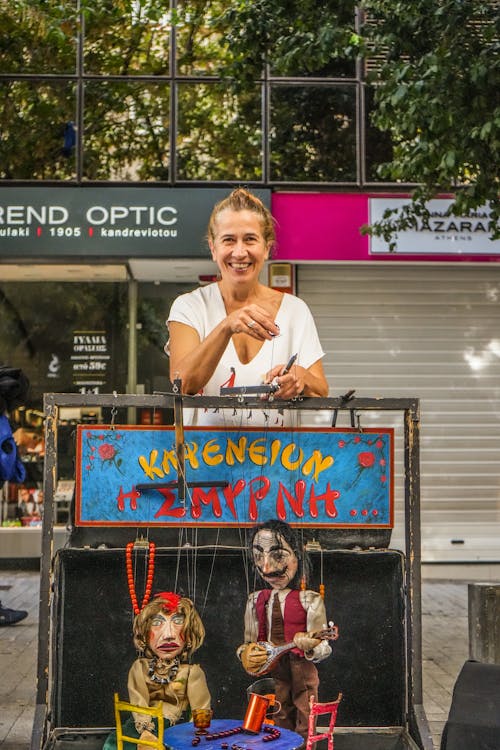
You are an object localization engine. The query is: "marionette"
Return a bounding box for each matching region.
[237,519,338,739]
[103,592,211,750]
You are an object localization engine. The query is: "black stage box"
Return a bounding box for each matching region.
[43,546,419,748]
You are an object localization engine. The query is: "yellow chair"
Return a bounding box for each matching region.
[114,693,165,750]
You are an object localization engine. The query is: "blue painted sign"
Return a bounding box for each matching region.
[75,426,393,527]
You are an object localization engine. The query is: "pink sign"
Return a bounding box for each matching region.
[272,193,369,262]
[272,193,500,263]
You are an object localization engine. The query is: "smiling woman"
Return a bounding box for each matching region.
[166,187,328,426]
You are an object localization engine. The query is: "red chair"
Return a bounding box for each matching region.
[306,692,342,750]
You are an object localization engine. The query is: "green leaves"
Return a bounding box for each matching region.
[361,0,499,240]
[0,0,497,241]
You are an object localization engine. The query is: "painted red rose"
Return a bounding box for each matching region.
[358,451,375,468]
[98,443,116,461]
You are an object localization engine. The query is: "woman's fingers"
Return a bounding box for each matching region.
[263,366,304,398]
[231,305,280,338]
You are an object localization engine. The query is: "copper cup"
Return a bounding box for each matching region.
[242,693,270,734]
[246,678,279,725]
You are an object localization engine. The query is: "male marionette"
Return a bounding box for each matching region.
[237,519,336,739]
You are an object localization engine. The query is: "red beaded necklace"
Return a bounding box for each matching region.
[126,541,156,615]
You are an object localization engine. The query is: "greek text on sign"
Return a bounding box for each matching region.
[75,426,394,528]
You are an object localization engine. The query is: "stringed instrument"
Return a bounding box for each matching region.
[243,624,339,677]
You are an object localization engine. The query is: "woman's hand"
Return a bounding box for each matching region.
[264,358,329,399]
[169,302,280,394]
[264,363,305,399]
[227,304,280,340]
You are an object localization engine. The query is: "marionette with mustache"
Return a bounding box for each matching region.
[237,520,336,740]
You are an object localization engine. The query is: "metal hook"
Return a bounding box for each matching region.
[110,391,118,430]
[350,409,363,432]
[332,389,355,427]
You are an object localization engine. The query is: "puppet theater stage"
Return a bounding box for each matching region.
[34,392,429,750]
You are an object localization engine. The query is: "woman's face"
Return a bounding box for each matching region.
[148,609,186,660]
[209,208,271,288]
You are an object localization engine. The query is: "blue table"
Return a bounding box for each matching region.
[164,718,304,749]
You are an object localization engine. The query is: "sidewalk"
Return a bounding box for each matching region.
[0,570,469,749]
[0,570,39,750]
[421,580,468,746]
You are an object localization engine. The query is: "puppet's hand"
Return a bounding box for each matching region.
[138,729,158,749]
[293,632,321,653]
[239,642,269,673]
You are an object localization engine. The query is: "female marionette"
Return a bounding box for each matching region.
[103,592,210,750]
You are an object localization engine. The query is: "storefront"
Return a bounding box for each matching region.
[0,186,248,552]
[1,186,499,563]
[272,193,500,564]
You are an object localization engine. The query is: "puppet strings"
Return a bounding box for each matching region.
[168,334,294,607]
[173,521,199,606]
[126,398,211,608]
[164,426,198,605]
[167,395,222,610]
[216,335,307,598]
[199,525,221,618]
[234,335,279,594]
[219,385,254,598]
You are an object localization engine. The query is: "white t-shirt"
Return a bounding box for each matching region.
[166,283,325,426]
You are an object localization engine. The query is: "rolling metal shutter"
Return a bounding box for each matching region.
[298,263,500,562]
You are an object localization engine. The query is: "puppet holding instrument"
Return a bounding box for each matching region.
[237,519,338,739]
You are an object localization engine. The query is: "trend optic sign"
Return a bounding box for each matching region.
[0,187,270,257]
[75,426,394,527]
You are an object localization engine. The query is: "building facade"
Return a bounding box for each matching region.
[1,1,499,562]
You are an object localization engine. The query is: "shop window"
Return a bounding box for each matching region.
[0,81,77,180]
[270,85,357,182]
[0,281,128,409]
[136,280,194,397]
[176,82,262,181]
[83,81,171,181]
[83,3,170,76]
